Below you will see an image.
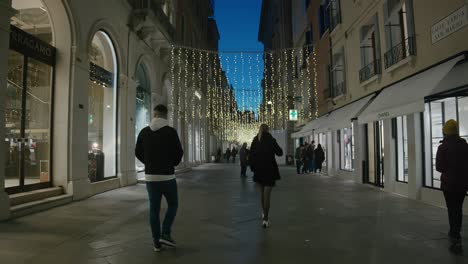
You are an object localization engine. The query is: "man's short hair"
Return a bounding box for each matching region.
[154,104,168,118]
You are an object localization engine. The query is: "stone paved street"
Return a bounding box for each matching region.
[0,163,467,264]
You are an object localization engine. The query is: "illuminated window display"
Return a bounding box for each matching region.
[88,31,117,182]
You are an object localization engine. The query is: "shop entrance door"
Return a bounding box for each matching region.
[365,121,385,187]
[4,26,56,194]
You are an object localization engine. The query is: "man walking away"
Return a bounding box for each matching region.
[295,144,304,174]
[436,119,468,255]
[136,105,184,252]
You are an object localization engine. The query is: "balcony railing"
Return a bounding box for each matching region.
[359,59,382,83]
[384,36,416,69]
[129,0,175,40]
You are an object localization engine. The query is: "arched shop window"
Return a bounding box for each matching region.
[88,31,118,183]
[5,0,55,194]
[135,64,151,141]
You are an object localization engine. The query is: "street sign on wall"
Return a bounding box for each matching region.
[289,109,298,121]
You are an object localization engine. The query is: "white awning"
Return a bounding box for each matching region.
[358,55,465,124]
[291,114,330,138]
[428,60,468,98]
[317,95,374,132]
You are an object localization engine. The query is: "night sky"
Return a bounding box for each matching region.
[214,0,264,113]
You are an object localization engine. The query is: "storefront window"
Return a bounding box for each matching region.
[340,126,354,171]
[424,96,468,188]
[5,0,55,194]
[88,31,117,183]
[395,116,408,183]
[135,64,151,140]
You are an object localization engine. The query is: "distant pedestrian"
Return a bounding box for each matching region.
[314,144,325,173]
[302,142,309,174]
[436,119,468,255]
[232,147,238,163]
[216,148,222,162]
[249,124,283,228]
[295,144,304,174]
[307,141,315,173]
[225,148,231,163]
[239,143,249,177]
[135,105,184,252]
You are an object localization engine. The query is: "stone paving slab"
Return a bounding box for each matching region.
[0,163,467,264]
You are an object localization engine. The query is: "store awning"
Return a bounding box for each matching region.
[291,114,330,138]
[318,95,375,132]
[358,55,465,124]
[426,59,468,100]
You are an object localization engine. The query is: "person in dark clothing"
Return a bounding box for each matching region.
[295,144,304,174]
[307,141,315,173]
[216,148,222,163]
[239,143,249,177]
[232,147,238,163]
[225,148,231,163]
[135,105,184,252]
[314,144,325,173]
[249,124,283,228]
[436,119,468,255]
[301,142,309,174]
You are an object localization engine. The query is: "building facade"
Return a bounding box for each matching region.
[0,0,218,220]
[293,0,468,210]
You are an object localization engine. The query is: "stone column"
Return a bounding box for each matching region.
[119,76,138,186]
[0,0,13,220]
[68,53,93,200]
[407,113,423,200]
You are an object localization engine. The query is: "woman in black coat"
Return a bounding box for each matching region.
[314,144,325,173]
[249,124,283,228]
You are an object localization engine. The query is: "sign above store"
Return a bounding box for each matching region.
[289,109,298,121]
[431,5,468,44]
[9,25,56,66]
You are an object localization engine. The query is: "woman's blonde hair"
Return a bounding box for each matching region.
[258,124,269,141]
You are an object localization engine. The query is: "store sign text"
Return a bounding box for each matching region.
[431,5,468,44]
[9,25,56,66]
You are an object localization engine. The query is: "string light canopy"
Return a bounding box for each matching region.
[170,44,318,144]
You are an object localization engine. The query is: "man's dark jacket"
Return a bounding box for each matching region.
[436,135,468,192]
[135,118,183,175]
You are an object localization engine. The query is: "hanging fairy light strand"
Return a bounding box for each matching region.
[169,44,316,143]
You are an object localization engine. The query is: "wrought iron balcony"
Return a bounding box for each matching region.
[128,0,175,41]
[359,59,382,83]
[384,36,416,69]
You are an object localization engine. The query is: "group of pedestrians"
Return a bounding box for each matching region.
[294,141,325,175]
[135,104,467,256]
[224,147,238,163]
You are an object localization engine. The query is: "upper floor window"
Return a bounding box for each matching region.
[327,0,342,31]
[331,48,346,97]
[318,0,330,37]
[359,15,382,82]
[383,0,416,68]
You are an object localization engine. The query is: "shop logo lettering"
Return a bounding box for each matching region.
[10,30,52,57]
[378,112,390,118]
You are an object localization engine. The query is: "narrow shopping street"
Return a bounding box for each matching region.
[0,163,465,264]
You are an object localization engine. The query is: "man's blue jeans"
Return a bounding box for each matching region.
[146,179,178,244]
